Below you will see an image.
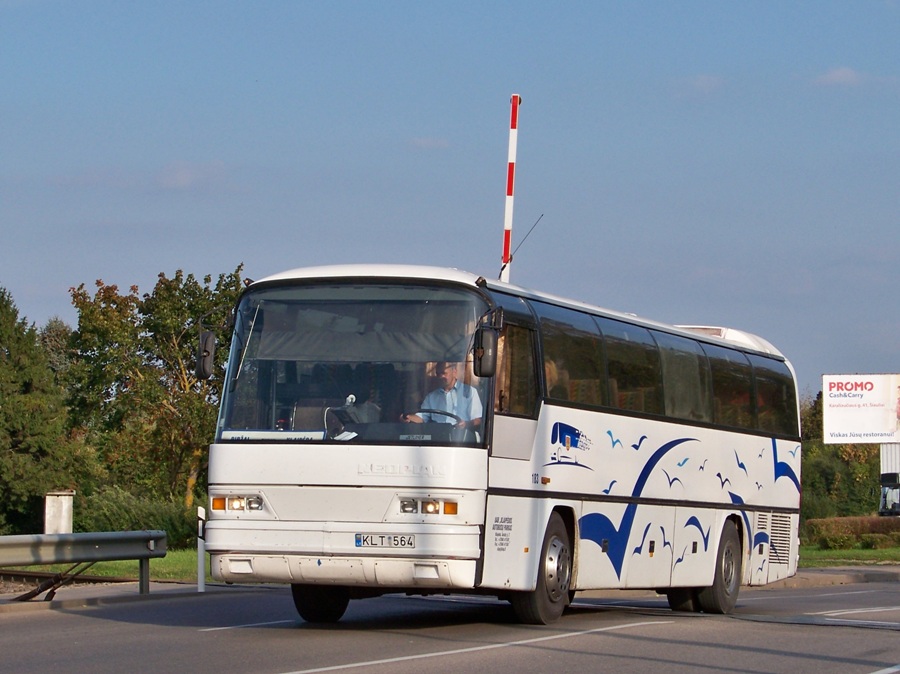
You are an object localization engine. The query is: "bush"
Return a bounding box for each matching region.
[806,516,900,550]
[860,534,894,550]
[819,533,856,550]
[806,517,853,543]
[73,486,197,549]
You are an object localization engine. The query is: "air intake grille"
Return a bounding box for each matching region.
[769,514,793,566]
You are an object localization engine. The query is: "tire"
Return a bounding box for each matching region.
[290,584,350,623]
[665,587,700,612]
[697,520,742,614]
[511,512,572,624]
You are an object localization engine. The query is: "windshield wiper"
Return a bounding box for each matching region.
[232,302,262,387]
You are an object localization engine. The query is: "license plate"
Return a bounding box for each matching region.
[355,534,416,548]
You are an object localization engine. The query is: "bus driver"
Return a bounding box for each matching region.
[401,361,483,431]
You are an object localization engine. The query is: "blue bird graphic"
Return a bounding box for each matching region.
[662,469,683,488]
[632,522,652,556]
[789,445,800,458]
[715,472,731,489]
[579,437,698,579]
[729,492,753,543]
[602,479,617,495]
[631,435,647,451]
[684,516,711,551]
[699,459,708,471]
[607,430,623,449]
[674,546,688,568]
[677,457,689,467]
[734,450,748,476]
[770,438,800,492]
[660,526,672,551]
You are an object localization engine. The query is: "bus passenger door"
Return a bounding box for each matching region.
[489,324,539,461]
[482,324,544,592]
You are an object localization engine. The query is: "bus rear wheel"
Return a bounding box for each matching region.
[290,584,350,623]
[665,587,700,612]
[510,512,572,624]
[697,520,742,614]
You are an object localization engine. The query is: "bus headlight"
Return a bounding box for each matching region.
[398,498,457,516]
[211,495,264,512]
[422,500,440,515]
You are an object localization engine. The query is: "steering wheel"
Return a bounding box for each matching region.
[414,408,479,442]
[415,409,464,425]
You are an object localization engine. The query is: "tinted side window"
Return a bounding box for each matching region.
[749,355,799,437]
[652,331,713,423]
[533,302,607,406]
[595,317,662,415]
[494,324,538,418]
[703,344,754,429]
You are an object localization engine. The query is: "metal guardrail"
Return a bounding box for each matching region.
[0,530,167,600]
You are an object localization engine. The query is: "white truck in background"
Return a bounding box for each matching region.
[879,444,900,516]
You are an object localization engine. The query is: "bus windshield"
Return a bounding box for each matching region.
[217,281,490,446]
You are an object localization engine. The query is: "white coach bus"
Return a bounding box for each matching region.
[201,264,801,624]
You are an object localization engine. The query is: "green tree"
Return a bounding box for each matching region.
[39,317,75,382]
[0,290,96,533]
[68,267,243,508]
[800,392,880,521]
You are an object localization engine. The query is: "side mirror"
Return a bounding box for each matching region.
[473,327,497,378]
[195,331,217,380]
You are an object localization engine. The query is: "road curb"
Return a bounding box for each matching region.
[2,568,899,615]
[0,581,270,615]
[767,566,900,589]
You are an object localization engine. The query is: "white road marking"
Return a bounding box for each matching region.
[739,589,880,602]
[279,620,673,674]
[809,606,900,617]
[200,619,295,632]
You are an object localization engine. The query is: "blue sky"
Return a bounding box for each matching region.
[2,1,898,395]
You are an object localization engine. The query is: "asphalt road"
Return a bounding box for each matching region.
[1,572,899,674]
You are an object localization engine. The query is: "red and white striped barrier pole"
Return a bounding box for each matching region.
[500,94,521,283]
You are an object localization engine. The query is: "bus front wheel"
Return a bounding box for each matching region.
[291,584,350,623]
[510,512,572,624]
[697,520,742,614]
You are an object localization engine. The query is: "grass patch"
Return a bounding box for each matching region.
[799,545,900,567]
[4,548,213,583]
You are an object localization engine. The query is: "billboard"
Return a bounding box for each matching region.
[822,374,900,444]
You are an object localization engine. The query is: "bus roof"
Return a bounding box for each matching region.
[257,264,480,287]
[253,264,787,360]
[675,325,784,356]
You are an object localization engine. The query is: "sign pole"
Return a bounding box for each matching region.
[500,94,521,283]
